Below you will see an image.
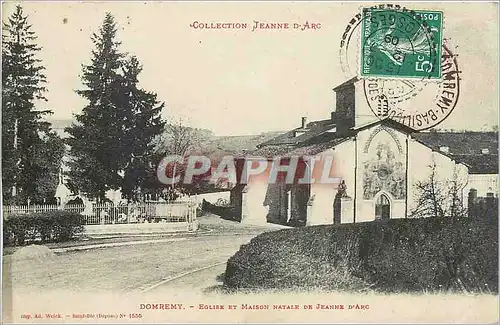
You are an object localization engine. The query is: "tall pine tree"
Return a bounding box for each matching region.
[66,13,165,202]
[66,13,125,201]
[116,57,165,201]
[2,5,63,204]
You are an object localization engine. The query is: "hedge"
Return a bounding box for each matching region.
[3,210,85,247]
[224,217,498,294]
[202,199,241,222]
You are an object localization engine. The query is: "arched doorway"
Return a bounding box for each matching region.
[375,194,390,220]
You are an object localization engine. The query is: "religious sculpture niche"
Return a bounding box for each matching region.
[335,180,349,199]
[363,142,406,199]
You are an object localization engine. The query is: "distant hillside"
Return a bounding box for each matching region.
[46,117,284,156]
[211,132,284,152]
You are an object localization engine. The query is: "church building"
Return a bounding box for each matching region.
[230,77,498,226]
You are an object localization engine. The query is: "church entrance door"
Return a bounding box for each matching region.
[375,194,390,220]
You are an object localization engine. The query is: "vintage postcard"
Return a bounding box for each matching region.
[1,1,499,323]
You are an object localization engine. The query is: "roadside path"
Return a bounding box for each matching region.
[3,214,288,294]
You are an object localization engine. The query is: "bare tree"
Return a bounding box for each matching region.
[410,162,467,218]
[447,166,468,218]
[150,118,213,198]
[411,162,446,218]
[153,118,196,156]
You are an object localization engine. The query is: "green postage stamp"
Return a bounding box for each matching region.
[360,7,443,79]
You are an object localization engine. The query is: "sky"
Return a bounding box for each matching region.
[2,1,499,135]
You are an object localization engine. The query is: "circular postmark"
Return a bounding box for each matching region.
[339,4,459,131]
[363,44,460,130]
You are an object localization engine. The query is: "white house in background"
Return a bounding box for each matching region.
[51,119,127,205]
[229,77,498,226]
[54,168,72,205]
[412,130,498,202]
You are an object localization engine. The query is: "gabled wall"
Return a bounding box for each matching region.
[407,138,469,215]
[308,139,355,225]
[354,124,409,222]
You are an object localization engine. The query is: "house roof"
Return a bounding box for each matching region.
[242,136,352,159]
[412,131,498,156]
[284,137,352,156]
[257,119,336,147]
[412,131,498,174]
[246,145,295,158]
[452,154,498,174]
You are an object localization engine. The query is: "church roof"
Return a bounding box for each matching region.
[252,116,498,174]
[258,118,415,149]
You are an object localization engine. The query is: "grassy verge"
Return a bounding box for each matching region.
[224,216,498,294]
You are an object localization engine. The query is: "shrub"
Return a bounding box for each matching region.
[3,210,85,247]
[224,217,498,294]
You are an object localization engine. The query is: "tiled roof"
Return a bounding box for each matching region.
[258,119,335,147]
[412,131,498,174]
[412,131,498,155]
[453,154,498,174]
[247,145,296,158]
[240,136,351,159]
[284,137,352,156]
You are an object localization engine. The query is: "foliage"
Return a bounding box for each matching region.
[65,13,125,200]
[118,56,165,201]
[2,5,64,205]
[3,210,85,247]
[28,132,66,203]
[65,13,164,202]
[224,217,498,294]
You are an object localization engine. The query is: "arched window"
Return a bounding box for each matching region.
[375,194,390,220]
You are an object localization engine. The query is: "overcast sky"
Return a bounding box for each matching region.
[2,1,498,135]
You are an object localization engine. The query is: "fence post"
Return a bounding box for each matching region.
[187,201,193,231]
[100,205,105,225]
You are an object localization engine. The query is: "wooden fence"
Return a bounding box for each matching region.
[2,201,198,226]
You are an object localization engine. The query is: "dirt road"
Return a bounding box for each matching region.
[2,215,286,294]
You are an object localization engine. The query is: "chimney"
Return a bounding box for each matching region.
[333,82,355,136]
[301,117,307,129]
[439,146,449,153]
